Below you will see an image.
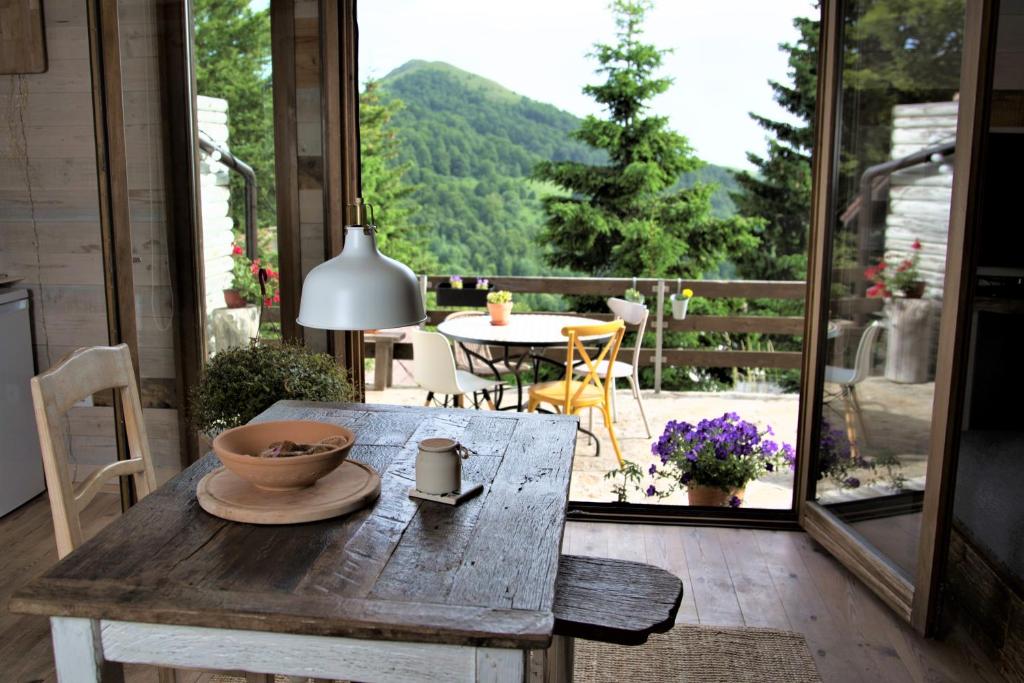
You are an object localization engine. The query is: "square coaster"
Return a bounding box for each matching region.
[408,481,484,506]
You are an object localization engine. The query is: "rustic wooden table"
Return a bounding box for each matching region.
[12,401,579,682]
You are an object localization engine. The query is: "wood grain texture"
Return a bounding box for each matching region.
[11,402,579,649]
[0,0,47,74]
[551,555,682,645]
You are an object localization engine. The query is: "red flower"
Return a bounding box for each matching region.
[250,257,261,275]
[897,259,913,272]
[272,292,281,304]
[866,283,891,299]
[264,297,273,307]
[912,239,922,250]
[864,265,878,280]
[877,261,886,271]
[232,245,243,256]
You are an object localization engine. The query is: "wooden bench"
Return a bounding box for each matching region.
[553,554,683,646]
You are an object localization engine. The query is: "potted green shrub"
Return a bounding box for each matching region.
[624,287,645,305]
[486,290,514,325]
[647,412,794,507]
[190,341,354,435]
[225,244,281,309]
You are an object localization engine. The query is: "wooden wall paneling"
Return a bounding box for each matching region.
[0,0,47,74]
[272,0,303,343]
[912,0,1000,636]
[157,0,204,467]
[86,0,140,509]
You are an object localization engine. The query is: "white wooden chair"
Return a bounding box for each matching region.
[825,321,884,454]
[572,297,652,438]
[412,330,499,409]
[30,344,278,683]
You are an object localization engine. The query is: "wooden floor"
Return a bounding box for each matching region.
[1,492,1007,683]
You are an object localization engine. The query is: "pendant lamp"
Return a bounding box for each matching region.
[297,199,426,330]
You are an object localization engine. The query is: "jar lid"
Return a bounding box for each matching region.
[419,437,459,452]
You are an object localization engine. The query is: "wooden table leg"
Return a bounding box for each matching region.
[51,617,125,683]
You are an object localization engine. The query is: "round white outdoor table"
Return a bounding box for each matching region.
[437,313,610,411]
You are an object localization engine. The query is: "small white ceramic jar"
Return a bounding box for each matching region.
[416,437,467,495]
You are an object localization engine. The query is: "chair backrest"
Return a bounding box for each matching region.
[30,344,157,559]
[607,297,649,370]
[443,310,491,369]
[411,330,463,395]
[561,320,626,412]
[850,321,884,385]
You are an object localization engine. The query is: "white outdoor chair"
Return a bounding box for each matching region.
[572,297,651,438]
[412,330,500,409]
[824,320,884,454]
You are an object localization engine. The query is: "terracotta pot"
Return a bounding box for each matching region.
[487,301,513,325]
[213,420,355,491]
[223,289,248,309]
[902,281,926,299]
[686,484,746,507]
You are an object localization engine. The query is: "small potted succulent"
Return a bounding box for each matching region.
[436,275,492,306]
[865,239,925,299]
[647,412,795,507]
[624,287,645,304]
[486,290,514,326]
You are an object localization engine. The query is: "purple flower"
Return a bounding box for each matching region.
[648,463,658,476]
[646,485,657,497]
[844,477,861,488]
[765,462,774,472]
[680,471,692,484]
[729,495,742,508]
[762,439,779,455]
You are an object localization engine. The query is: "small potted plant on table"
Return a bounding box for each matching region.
[486,290,514,326]
[647,412,794,507]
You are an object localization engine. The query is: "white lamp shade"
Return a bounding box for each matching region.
[297,226,426,330]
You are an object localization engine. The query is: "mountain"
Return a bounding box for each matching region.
[377,60,740,277]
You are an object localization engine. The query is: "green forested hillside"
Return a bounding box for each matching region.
[378,60,739,276]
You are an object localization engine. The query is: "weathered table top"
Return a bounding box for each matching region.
[11,401,579,649]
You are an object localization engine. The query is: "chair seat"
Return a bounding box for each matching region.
[824,365,856,386]
[529,379,604,408]
[571,359,634,379]
[455,369,501,394]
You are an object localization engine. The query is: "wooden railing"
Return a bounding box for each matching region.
[264,275,809,391]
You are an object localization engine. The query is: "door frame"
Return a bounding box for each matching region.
[795,0,1000,635]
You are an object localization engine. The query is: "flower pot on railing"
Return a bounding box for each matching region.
[223,288,248,309]
[436,280,492,307]
[669,282,694,320]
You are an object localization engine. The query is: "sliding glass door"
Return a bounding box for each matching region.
[799,0,996,633]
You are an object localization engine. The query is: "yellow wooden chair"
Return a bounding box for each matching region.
[527,320,627,467]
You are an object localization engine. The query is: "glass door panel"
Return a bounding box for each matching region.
[810,0,965,580]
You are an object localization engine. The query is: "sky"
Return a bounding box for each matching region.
[358,0,818,171]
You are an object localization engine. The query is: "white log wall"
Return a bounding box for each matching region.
[884,101,958,299]
[196,95,234,320]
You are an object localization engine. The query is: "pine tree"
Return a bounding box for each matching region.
[193,0,274,231]
[360,81,435,274]
[534,0,757,279]
[732,16,818,282]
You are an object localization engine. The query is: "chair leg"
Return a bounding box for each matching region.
[481,388,496,410]
[600,405,625,468]
[628,375,652,439]
[848,384,869,446]
[455,393,465,408]
[841,386,860,461]
[587,407,594,446]
[610,378,618,422]
[527,398,538,412]
[424,391,434,407]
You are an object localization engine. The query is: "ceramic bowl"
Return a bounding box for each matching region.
[212,420,355,491]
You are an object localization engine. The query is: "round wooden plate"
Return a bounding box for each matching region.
[196,460,380,525]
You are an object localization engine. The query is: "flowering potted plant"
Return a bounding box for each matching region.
[226,244,280,309]
[486,290,514,326]
[647,412,794,507]
[436,275,492,306]
[864,239,925,299]
[670,286,694,320]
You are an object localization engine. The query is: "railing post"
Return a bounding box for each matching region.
[419,274,428,318]
[654,279,665,394]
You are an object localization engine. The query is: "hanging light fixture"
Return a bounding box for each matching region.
[297,199,426,330]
